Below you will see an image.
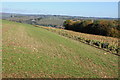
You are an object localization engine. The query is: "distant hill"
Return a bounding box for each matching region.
[1,12,117,27]
[2,12,117,19]
[36,17,65,26]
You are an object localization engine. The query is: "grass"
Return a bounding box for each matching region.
[2,20,118,78]
[39,26,119,54]
[40,26,119,47]
[0,19,2,79]
[36,17,64,26]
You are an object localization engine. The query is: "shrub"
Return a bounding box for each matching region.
[93,41,101,47]
[101,43,109,49]
[108,46,116,51]
[115,48,120,54]
[85,39,91,44]
[63,20,120,38]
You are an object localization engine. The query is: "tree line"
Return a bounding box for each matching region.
[63,19,120,38]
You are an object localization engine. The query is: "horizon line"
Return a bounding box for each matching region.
[1,12,118,18]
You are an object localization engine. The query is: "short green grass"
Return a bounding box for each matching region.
[2,20,118,78]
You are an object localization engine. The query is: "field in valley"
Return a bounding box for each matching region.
[2,20,118,78]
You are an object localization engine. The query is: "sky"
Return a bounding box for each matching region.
[1,0,119,2]
[1,2,118,18]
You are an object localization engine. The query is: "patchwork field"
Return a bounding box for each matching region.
[2,20,118,78]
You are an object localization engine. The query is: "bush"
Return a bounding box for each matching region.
[63,20,120,38]
[115,48,120,54]
[93,41,101,47]
[85,39,91,44]
[101,43,109,49]
[108,46,116,51]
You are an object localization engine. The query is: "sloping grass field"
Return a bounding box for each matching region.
[39,26,119,55]
[40,26,118,47]
[2,20,118,78]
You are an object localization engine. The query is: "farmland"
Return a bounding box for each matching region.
[40,26,118,47]
[39,26,119,55]
[2,20,118,78]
